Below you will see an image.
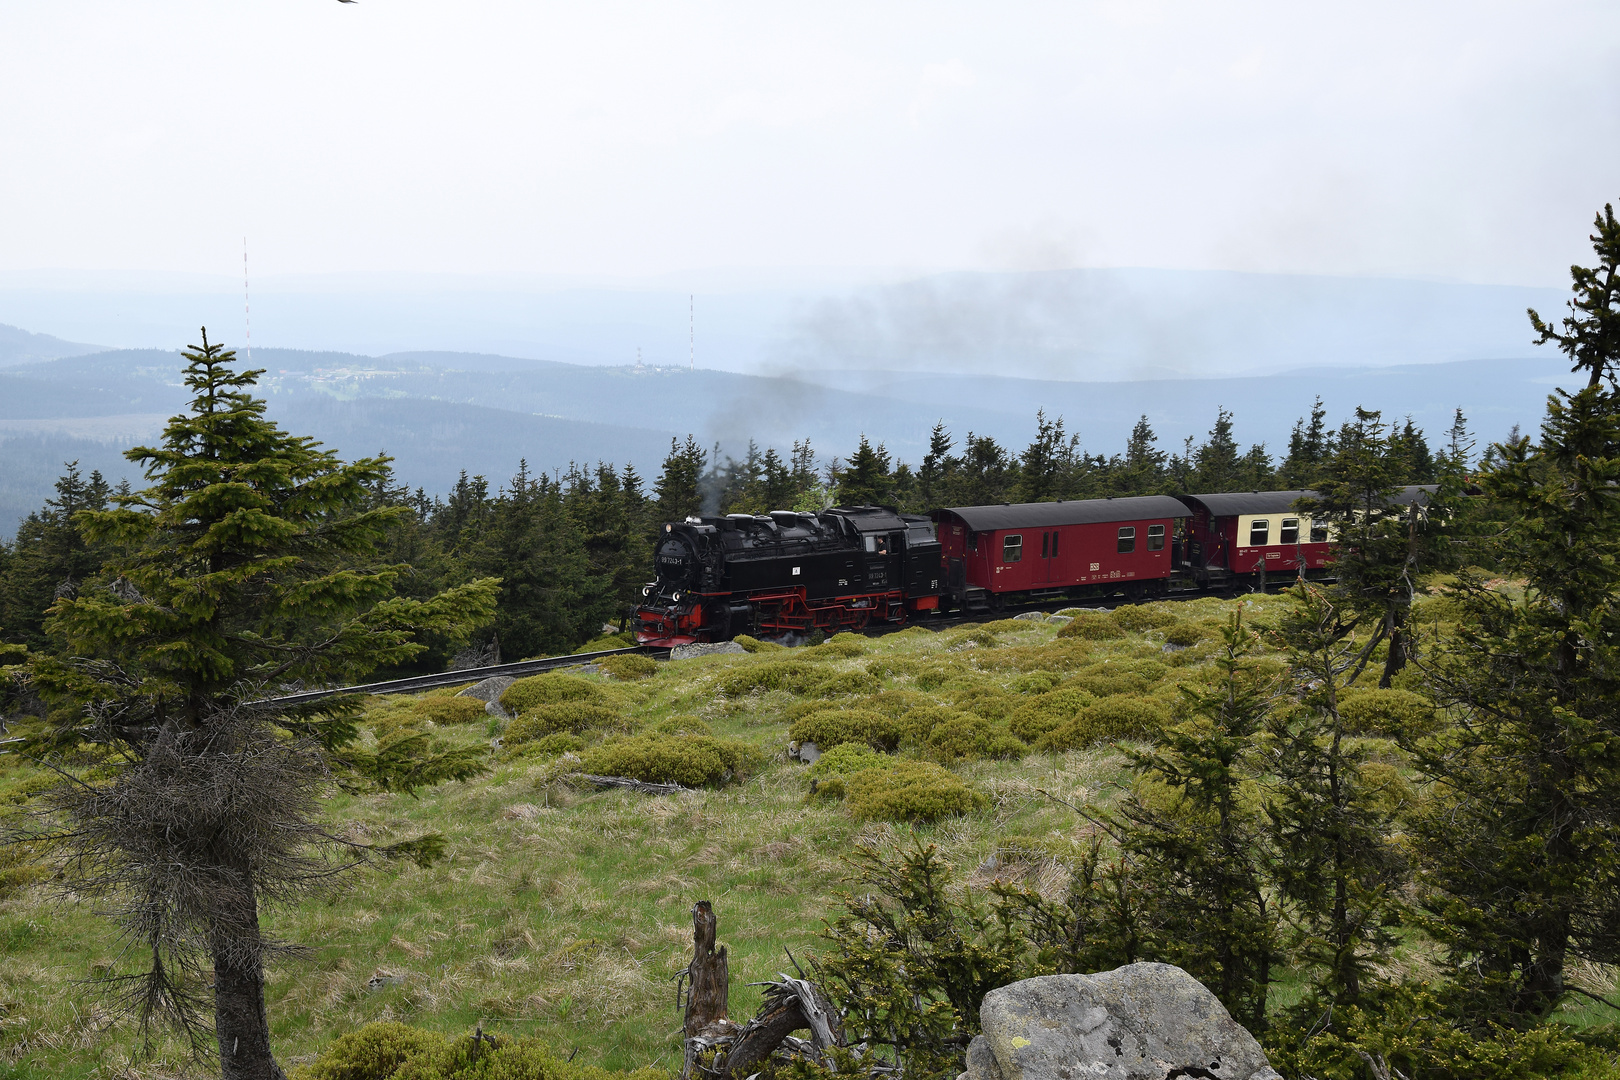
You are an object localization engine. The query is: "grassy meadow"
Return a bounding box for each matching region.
[2,592,1614,1078]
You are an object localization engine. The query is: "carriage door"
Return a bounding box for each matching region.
[1039,529,1060,584]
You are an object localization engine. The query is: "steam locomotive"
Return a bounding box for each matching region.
[632,488,1432,646]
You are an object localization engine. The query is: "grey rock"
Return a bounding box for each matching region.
[670,641,748,660]
[456,675,517,719]
[789,740,822,764]
[456,675,516,703]
[1046,615,1074,626]
[970,964,1281,1080]
[1013,611,1047,621]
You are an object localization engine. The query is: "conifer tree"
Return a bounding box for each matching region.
[917,422,956,509]
[1304,407,1449,687]
[1265,585,1407,1005]
[837,435,894,505]
[1279,397,1331,488]
[1411,383,1620,1020]
[1014,409,1076,503]
[25,331,498,1080]
[1114,610,1279,1030]
[0,462,113,650]
[1529,202,1620,389]
[654,435,706,521]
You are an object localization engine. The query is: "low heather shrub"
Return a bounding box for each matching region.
[596,654,658,680]
[1338,687,1438,736]
[807,743,887,784]
[1109,605,1178,632]
[503,703,625,743]
[1006,687,1096,743]
[648,715,713,736]
[501,673,608,713]
[580,733,761,787]
[925,712,1027,761]
[1056,612,1126,640]
[790,708,907,752]
[843,762,988,822]
[1036,695,1170,751]
[410,696,488,726]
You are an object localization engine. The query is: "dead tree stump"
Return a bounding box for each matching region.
[683,900,729,1038]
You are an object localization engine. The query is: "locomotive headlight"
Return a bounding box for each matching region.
[672,591,681,601]
[641,585,651,597]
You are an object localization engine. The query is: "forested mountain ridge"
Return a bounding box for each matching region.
[0,340,1565,540]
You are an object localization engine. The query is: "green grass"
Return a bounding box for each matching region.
[3,594,1614,1078]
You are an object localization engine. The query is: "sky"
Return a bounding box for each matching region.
[3,1,1618,289]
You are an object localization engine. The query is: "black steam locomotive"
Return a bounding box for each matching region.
[633,506,944,645]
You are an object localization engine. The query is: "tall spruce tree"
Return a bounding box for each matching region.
[838,435,895,505]
[1304,407,1449,687]
[25,332,498,1080]
[1411,383,1620,1018]
[654,435,706,521]
[1529,203,1620,390]
[1115,610,1279,1030]
[1265,585,1407,1005]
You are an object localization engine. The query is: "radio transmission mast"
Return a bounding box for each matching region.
[243,238,252,364]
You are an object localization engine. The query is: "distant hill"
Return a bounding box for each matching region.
[0,322,107,368]
[0,342,1576,538]
[0,267,1562,379]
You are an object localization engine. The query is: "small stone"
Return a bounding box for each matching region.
[670,641,748,660]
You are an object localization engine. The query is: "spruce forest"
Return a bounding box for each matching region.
[1,205,1619,1080]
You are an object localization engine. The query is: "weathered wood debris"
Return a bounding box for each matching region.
[573,773,688,795]
[677,900,848,1080]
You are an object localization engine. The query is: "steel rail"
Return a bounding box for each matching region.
[262,646,669,707]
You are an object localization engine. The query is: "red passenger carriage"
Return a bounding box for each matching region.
[931,496,1191,610]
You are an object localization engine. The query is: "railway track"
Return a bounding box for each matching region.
[265,575,1314,705]
[264,645,670,707]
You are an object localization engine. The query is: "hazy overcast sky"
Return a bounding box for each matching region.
[3,1,1617,286]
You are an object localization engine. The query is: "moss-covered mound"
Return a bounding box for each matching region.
[504,703,626,744]
[842,761,988,822]
[596,654,658,680]
[501,673,608,712]
[1036,696,1171,751]
[580,733,761,787]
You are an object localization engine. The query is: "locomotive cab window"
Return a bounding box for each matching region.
[1280,518,1300,545]
[1147,524,1165,551]
[1249,519,1269,546]
[864,535,890,556]
[1117,527,1135,553]
[1003,534,1023,563]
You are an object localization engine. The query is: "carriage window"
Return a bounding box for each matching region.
[1280,518,1299,545]
[1051,531,1060,558]
[1310,524,1329,543]
[1147,524,1165,551]
[1003,534,1023,563]
[1249,519,1270,546]
[1117,527,1135,554]
[967,531,978,552]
